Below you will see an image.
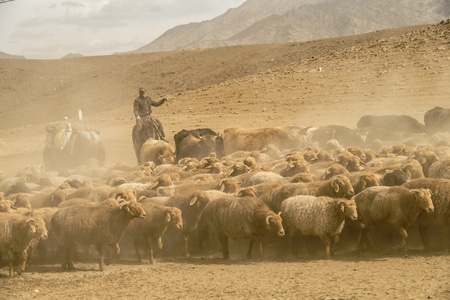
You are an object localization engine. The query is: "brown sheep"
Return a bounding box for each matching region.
[354,186,434,255]
[201,196,284,260]
[380,169,409,186]
[289,172,315,183]
[347,172,381,194]
[403,178,450,251]
[0,199,16,212]
[125,201,183,263]
[320,163,349,180]
[335,151,364,172]
[279,159,310,177]
[51,199,146,271]
[228,162,251,176]
[346,146,367,162]
[0,210,48,276]
[427,157,450,179]
[7,193,32,209]
[29,189,67,208]
[140,138,176,166]
[157,191,212,257]
[409,149,439,177]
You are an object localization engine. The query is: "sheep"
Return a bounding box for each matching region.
[409,149,439,177]
[400,159,425,179]
[173,177,238,196]
[380,168,409,186]
[201,195,284,260]
[0,210,48,276]
[29,189,67,208]
[154,191,212,257]
[289,172,315,183]
[228,162,251,176]
[319,163,349,180]
[0,199,16,212]
[403,178,450,251]
[346,146,367,162]
[51,199,146,271]
[427,157,450,179]
[236,170,285,187]
[270,174,355,212]
[347,172,381,194]
[125,201,183,263]
[335,151,364,172]
[279,159,310,177]
[353,186,434,255]
[33,207,60,263]
[65,185,137,203]
[7,192,31,209]
[280,196,357,259]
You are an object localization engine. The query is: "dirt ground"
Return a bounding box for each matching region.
[0,21,449,299]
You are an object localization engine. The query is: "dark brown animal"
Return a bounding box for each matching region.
[424,106,450,134]
[51,199,146,271]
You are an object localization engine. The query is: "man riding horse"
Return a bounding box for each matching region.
[132,87,168,164]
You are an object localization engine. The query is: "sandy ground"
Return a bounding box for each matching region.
[0,21,449,299]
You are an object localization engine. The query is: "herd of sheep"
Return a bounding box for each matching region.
[0,110,450,276]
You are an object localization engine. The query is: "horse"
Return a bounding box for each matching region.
[132,116,164,164]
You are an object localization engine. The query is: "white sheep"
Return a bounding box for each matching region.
[280,195,357,259]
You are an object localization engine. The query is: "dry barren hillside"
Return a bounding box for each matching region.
[0,20,449,176]
[0,21,450,300]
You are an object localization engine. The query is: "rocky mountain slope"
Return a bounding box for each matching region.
[137,0,450,52]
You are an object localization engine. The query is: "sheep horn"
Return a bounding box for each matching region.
[265,214,272,225]
[189,196,198,206]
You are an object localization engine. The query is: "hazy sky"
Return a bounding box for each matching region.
[0,0,246,59]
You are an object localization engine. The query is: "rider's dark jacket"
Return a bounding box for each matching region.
[133,96,165,118]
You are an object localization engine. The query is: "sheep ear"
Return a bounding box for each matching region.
[166,211,172,222]
[404,170,412,180]
[359,177,367,189]
[9,195,17,204]
[219,181,225,192]
[409,189,420,196]
[189,196,198,206]
[339,201,345,212]
[27,219,36,233]
[332,179,340,193]
[265,214,272,225]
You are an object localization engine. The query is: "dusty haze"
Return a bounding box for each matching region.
[0,21,449,299]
